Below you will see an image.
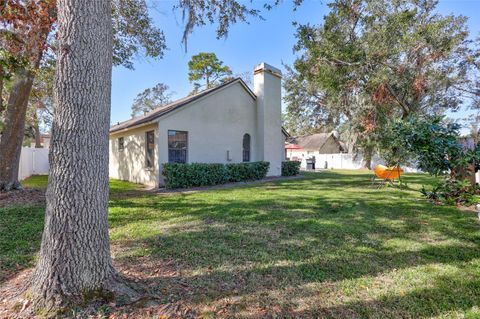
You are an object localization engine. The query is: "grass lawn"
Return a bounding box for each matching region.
[1,171,480,318]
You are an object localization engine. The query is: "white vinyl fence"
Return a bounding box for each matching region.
[315,153,391,170]
[18,147,49,180]
[298,153,420,172]
[314,153,364,170]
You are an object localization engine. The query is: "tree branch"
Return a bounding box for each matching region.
[385,83,410,117]
[320,57,363,66]
[452,84,479,97]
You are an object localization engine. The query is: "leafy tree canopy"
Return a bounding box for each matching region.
[188,52,232,90]
[131,83,173,117]
[379,116,463,175]
[284,0,473,154]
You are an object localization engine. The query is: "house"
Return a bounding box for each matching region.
[109,63,285,187]
[285,132,347,169]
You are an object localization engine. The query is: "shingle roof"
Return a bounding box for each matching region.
[287,133,333,150]
[110,78,255,133]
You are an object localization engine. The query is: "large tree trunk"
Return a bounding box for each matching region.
[28,0,136,314]
[0,65,4,114]
[362,144,374,170]
[0,69,36,190]
[33,112,42,148]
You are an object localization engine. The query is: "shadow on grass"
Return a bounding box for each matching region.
[0,179,145,284]
[108,171,480,317]
[286,269,480,318]
[3,171,480,317]
[0,205,44,283]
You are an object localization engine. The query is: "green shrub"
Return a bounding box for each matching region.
[226,161,270,182]
[282,161,301,176]
[162,163,228,189]
[162,161,270,189]
[420,177,479,206]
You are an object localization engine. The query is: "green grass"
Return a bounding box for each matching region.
[0,176,143,283]
[2,171,480,318]
[20,175,143,193]
[21,174,50,189]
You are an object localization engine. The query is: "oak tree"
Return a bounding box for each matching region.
[0,0,55,190]
[0,0,166,190]
[284,0,472,167]
[131,83,173,117]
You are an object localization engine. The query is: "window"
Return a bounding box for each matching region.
[242,133,251,162]
[145,131,155,168]
[168,130,188,163]
[118,137,124,151]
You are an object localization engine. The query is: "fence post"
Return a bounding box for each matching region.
[32,148,35,174]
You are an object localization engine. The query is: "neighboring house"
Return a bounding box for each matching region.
[458,136,479,185]
[30,133,51,148]
[109,63,285,187]
[285,132,347,169]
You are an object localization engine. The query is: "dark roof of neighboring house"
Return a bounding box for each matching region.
[287,132,346,151]
[288,133,332,150]
[110,78,255,133]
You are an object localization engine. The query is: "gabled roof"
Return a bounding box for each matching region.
[288,132,347,152]
[110,78,255,133]
[288,133,333,150]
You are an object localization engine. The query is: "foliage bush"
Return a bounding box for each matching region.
[380,116,480,205]
[282,161,301,176]
[421,178,478,206]
[226,161,270,182]
[163,161,270,189]
[379,116,464,174]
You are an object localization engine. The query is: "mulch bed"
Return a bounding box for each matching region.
[0,189,45,208]
[0,256,198,319]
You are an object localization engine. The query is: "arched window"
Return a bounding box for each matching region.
[242,134,251,162]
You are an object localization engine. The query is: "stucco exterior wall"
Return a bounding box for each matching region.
[254,64,284,176]
[109,123,159,187]
[109,74,285,187]
[156,82,258,185]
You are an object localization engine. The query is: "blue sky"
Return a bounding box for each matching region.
[111,0,480,129]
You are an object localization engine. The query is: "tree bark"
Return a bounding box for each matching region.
[0,68,36,190]
[0,65,4,115]
[28,0,136,313]
[362,144,373,170]
[33,112,42,148]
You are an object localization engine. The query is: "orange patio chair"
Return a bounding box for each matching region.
[372,164,404,187]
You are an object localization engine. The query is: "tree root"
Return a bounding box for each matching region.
[0,181,22,192]
[6,271,158,318]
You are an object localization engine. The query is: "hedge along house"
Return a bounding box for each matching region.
[109,63,286,187]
